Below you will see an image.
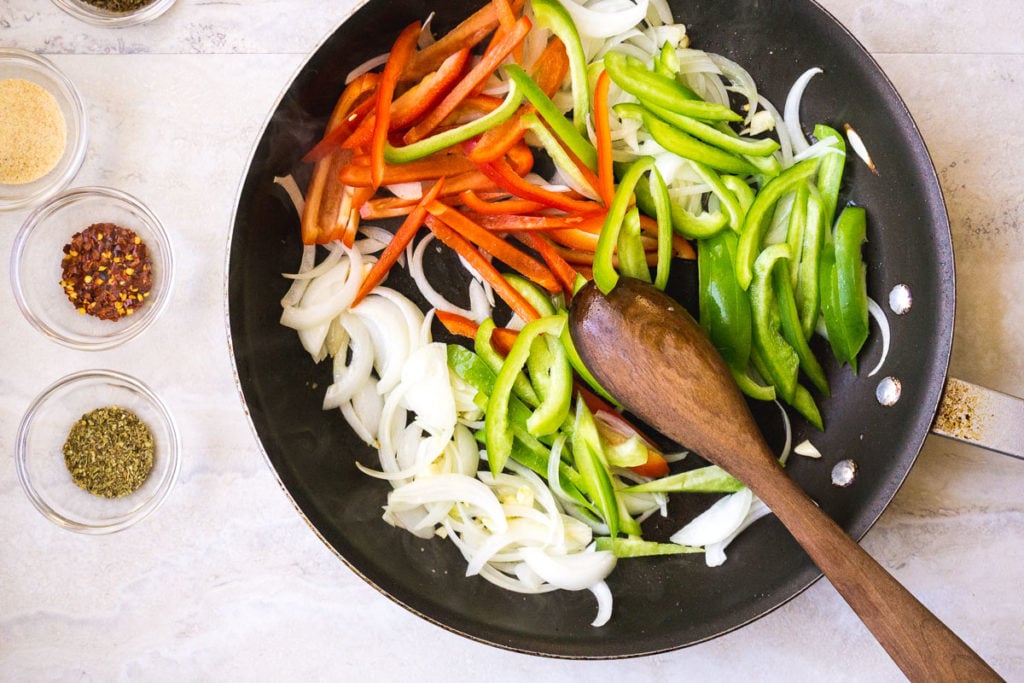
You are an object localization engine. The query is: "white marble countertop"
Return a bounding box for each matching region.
[2,1,1023,680]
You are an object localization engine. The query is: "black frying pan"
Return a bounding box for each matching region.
[226,0,996,658]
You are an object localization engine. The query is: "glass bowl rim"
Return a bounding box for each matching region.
[9,184,175,351]
[15,368,181,534]
[0,47,89,212]
[49,0,177,27]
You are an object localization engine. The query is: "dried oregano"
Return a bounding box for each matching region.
[63,406,155,498]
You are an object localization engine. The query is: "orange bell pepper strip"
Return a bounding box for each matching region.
[471,213,590,231]
[476,156,602,215]
[424,214,540,323]
[404,16,532,144]
[426,201,560,293]
[593,69,615,207]
[457,190,546,215]
[353,178,447,306]
[403,0,525,83]
[301,72,380,163]
[371,22,422,190]
[339,149,479,187]
[343,48,471,151]
[435,310,520,356]
[513,231,580,296]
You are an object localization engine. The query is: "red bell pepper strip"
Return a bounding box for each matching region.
[426,201,560,293]
[469,37,569,165]
[476,156,602,215]
[472,213,590,231]
[593,69,615,207]
[404,16,532,144]
[302,97,376,163]
[424,214,540,323]
[343,48,471,151]
[403,0,524,83]
[371,22,421,190]
[301,72,380,163]
[352,178,447,306]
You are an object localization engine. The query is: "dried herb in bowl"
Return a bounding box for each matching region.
[79,0,156,11]
[63,405,154,498]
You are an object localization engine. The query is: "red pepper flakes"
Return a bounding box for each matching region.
[60,222,154,322]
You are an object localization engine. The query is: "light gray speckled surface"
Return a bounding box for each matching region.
[2,1,1022,680]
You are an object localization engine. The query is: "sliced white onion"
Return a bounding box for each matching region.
[670,487,753,546]
[322,313,375,409]
[280,244,316,308]
[561,0,650,39]
[519,546,617,591]
[386,474,508,533]
[783,67,823,155]
[409,233,481,320]
[273,174,305,215]
[386,181,424,200]
[776,399,793,466]
[589,580,614,627]
[757,94,792,168]
[345,52,388,84]
[704,496,771,567]
[866,297,891,377]
[281,245,363,332]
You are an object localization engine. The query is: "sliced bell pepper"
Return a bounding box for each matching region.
[301,72,380,163]
[570,395,621,537]
[476,156,601,215]
[519,113,600,199]
[797,185,826,338]
[774,262,830,396]
[339,149,478,186]
[405,16,531,143]
[531,0,590,133]
[424,214,540,323]
[641,108,758,176]
[821,206,869,371]
[603,51,742,122]
[371,22,422,189]
[385,77,524,164]
[698,231,752,374]
[641,100,779,157]
[486,314,569,475]
[457,190,546,215]
[735,157,820,289]
[593,68,615,206]
[749,244,800,403]
[813,123,847,229]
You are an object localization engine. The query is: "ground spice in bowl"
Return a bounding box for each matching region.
[63,405,154,498]
[0,78,67,185]
[60,222,154,321]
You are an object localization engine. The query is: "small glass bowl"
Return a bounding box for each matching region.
[16,369,181,534]
[0,48,88,212]
[11,186,174,350]
[51,0,177,27]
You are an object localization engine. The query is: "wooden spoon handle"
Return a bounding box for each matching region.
[755,467,1002,681]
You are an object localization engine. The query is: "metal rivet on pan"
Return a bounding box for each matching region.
[876,376,902,406]
[831,459,858,487]
[889,284,912,315]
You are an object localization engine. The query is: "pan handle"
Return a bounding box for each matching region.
[931,377,1024,459]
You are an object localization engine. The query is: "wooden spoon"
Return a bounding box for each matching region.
[569,278,1000,682]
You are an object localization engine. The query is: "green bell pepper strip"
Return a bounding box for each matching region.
[773,264,830,396]
[654,40,680,78]
[722,175,755,213]
[384,77,522,164]
[648,165,674,290]
[485,315,569,476]
[603,51,742,122]
[504,64,597,170]
[642,100,780,157]
[832,206,870,371]
[735,157,820,289]
[519,114,598,200]
[689,161,745,232]
[621,463,744,493]
[525,329,573,437]
[595,537,703,558]
[698,231,752,372]
[595,156,672,294]
[616,207,651,283]
[797,186,825,338]
[785,181,809,287]
[531,0,590,133]
[732,365,777,401]
[812,123,847,229]
[749,243,800,403]
[474,318,539,407]
[558,323,621,407]
[503,273,556,317]
[642,109,758,176]
[791,383,824,430]
[571,396,621,537]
